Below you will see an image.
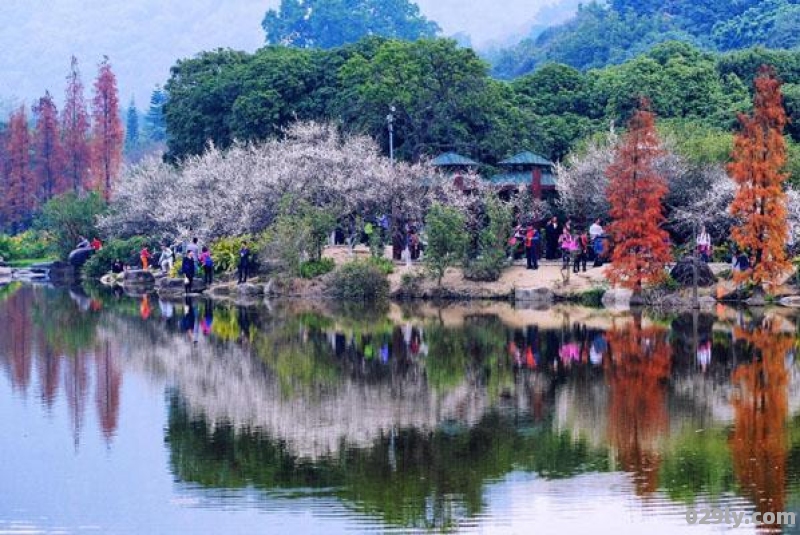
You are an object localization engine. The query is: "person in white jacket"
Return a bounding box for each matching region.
[697,225,711,262]
[159,244,174,274]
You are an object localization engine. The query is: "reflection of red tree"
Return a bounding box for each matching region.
[94,341,122,442]
[730,322,790,529]
[1,291,33,393]
[36,346,61,408]
[605,319,671,495]
[64,351,90,449]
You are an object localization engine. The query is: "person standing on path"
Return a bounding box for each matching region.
[182,250,196,293]
[545,217,560,260]
[697,225,712,262]
[140,246,152,270]
[237,241,250,284]
[524,224,540,270]
[574,229,589,273]
[199,246,214,286]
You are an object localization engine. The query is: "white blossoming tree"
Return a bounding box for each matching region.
[100,122,437,244]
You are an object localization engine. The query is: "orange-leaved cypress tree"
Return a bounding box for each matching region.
[32,91,66,202]
[605,102,672,290]
[62,56,92,194]
[91,56,123,200]
[728,66,790,288]
[5,105,33,230]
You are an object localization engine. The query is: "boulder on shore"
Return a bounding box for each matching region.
[515,287,554,305]
[156,276,206,297]
[123,269,155,290]
[68,247,95,267]
[670,257,716,287]
[601,288,633,310]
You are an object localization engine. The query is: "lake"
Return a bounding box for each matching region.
[1,283,799,534]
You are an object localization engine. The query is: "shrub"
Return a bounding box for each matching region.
[398,271,424,298]
[368,256,394,275]
[580,287,606,308]
[34,192,106,260]
[210,235,251,274]
[424,203,467,285]
[327,260,389,301]
[300,258,335,278]
[81,236,153,279]
[0,231,52,261]
[464,194,512,282]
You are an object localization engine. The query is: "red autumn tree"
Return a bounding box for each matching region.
[4,105,33,230]
[62,56,92,194]
[605,102,673,290]
[91,56,123,200]
[728,66,790,288]
[32,91,66,202]
[0,127,10,230]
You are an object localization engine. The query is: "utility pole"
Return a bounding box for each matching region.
[387,106,395,165]
[692,219,699,309]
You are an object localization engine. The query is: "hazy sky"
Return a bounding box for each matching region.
[0,0,574,112]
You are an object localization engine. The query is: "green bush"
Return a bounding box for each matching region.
[367,256,394,275]
[0,231,52,261]
[464,194,512,282]
[424,203,467,285]
[81,236,153,279]
[327,260,389,301]
[34,191,106,260]
[299,258,335,278]
[580,287,606,308]
[463,255,504,281]
[210,235,251,273]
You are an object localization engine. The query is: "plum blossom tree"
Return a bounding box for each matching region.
[100,122,438,242]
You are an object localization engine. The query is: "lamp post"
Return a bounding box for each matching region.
[386,106,395,165]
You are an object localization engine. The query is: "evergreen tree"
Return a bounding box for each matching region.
[125,97,139,153]
[91,56,123,200]
[605,101,673,290]
[144,85,167,143]
[728,66,790,287]
[62,56,92,194]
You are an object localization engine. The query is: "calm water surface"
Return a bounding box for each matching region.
[1,283,800,534]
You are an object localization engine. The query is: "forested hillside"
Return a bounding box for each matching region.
[489,0,800,79]
[163,37,800,174]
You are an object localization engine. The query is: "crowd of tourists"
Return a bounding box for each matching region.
[508,216,609,272]
[104,236,253,293]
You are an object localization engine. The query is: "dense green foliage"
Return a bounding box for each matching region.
[424,203,467,285]
[262,0,439,49]
[299,257,335,278]
[163,36,800,166]
[0,231,51,262]
[81,236,152,279]
[327,260,389,300]
[34,192,106,260]
[463,194,513,282]
[489,0,800,79]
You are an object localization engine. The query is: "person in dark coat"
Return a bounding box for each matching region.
[182,250,196,293]
[237,241,251,284]
[545,217,560,260]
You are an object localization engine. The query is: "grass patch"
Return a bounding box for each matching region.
[6,257,57,268]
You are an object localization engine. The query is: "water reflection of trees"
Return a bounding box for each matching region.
[605,317,672,495]
[165,392,609,531]
[0,285,123,447]
[729,319,793,530]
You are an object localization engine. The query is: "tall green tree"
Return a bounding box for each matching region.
[144,85,167,143]
[125,97,139,153]
[262,0,440,49]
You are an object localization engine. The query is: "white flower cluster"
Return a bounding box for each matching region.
[100,122,437,241]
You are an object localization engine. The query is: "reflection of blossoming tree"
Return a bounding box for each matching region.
[729,320,791,529]
[605,317,672,495]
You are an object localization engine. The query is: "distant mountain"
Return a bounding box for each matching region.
[488,0,800,79]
